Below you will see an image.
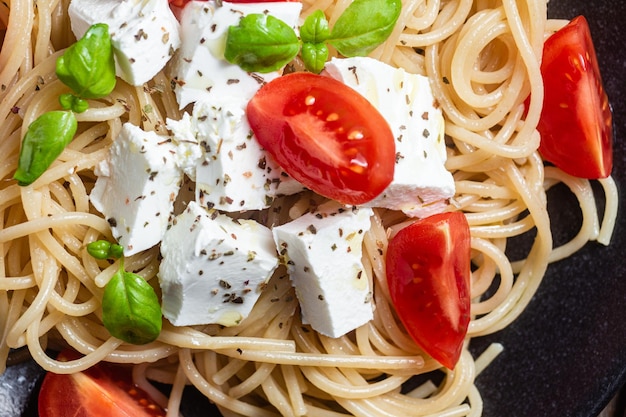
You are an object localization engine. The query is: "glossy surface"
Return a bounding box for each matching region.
[386,212,471,370]
[1,0,625,416]
[247,72,395,205]
[537,15,613,179]
[38,350,166,417]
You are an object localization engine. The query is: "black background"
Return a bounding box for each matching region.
[471,0,626,416]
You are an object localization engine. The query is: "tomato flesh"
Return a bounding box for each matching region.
[39,350,165,417]
[537,15,613,179]
[247,72,395,205]
[386,212,471,369]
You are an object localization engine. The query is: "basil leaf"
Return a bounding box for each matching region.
[300,10,330,44]
[102,270,162,345]
[302,43,329,74]
[224,14,300,73]
[328,0,402,57]
[13,111,77,186]
[56,23,116,99]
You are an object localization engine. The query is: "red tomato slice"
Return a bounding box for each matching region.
[386,212,471,369]
[536,15,613,179]
[247,72,395,205]
[39,350,165,417]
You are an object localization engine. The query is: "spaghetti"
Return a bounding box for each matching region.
[0,0,618,416]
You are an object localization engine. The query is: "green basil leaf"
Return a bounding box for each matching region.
[102,270,162,345]
[328,0,402,57]
[224,14,300,73]
[300,10,330,44]
[56,23,116,99]
[302,43,329,74]
[13,111,77,186]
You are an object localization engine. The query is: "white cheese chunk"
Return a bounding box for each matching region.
[90,123,183,256]
[167,98,304,212]
[325,57,455,218]
[158,201,279,327]
[68,0,181,86]
[272,202,374,338]
[171,0,302,109]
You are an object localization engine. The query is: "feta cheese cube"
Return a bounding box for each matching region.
[167,98,304,212]
[90,123,183,256]
[69,0,181,86]
[272,202,374,338]
[325,57,455,218]
[171,0,302,109]
[158,201,279,327]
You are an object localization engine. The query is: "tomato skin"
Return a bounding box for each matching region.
[247,72,395,205]
[38,350,165,417]
[385,212,471,369]
[537,15,613,179]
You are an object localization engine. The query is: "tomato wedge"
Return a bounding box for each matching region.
[386,212,471,369]
[536,15,613,179]
[247,72,395,205]
[39,350,165,417]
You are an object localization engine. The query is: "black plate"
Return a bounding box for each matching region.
[472,0,626,416]
[2,0,625,416]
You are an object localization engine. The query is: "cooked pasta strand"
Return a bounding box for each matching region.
[0,1,617,416]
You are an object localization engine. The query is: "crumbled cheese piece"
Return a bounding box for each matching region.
[166,98,304,212]
[166,111,204,180]
[171,0,302,109]
[68,0,181,86]
[325,57,455,218]
[272,202,374,338]
[158,201,279,326]
[90,122,183,256]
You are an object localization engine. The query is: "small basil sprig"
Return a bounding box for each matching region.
[13,111,78,186]
[59,94,90,114]
[87,240,124,260]
[224,0,401,74]
[14,24,116,186]
[86,240,162,345]
[300,11,331,74]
